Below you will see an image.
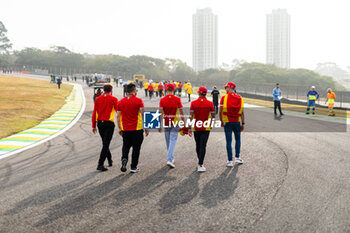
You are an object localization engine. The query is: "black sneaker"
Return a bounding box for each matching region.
[108,160,113,167]
[121,159,127,172]
[96,165,108,172]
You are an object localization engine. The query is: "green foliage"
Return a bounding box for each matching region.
[0,21,12,52]
[1,45,345,90]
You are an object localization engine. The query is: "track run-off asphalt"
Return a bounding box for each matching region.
[0,75,349,233]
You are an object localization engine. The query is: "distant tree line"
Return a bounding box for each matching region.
[0,20,344,90]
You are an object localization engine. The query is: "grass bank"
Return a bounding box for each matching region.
[0,75,73,139]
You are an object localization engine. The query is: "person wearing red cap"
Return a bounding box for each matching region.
[92,83,118,172]
[159,83,185,168]
[220,82,245,167]
[190,86,215,172]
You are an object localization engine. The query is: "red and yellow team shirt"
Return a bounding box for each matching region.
[190,97,215,131]
[220,92,244,123]
[148,84,154,91]
[117,94,144,131]
[91,93,118,128]
[159,95,183,126]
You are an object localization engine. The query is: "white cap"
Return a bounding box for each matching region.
[311,86,315,89]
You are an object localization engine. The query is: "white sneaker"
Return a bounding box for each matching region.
[197,165,206,172]
[130,168,140,173]
[226,161,234,167]
[235,158,244,164]
[167,161,175,168]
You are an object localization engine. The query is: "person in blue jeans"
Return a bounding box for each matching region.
[159,83,185,168]
[220,82,245,167]
[306,86,319,115]
[272,83,284,115]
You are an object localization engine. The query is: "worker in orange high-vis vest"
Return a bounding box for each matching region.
[220,82,245,167]
[92,83,119,172]
[325,88,336,116]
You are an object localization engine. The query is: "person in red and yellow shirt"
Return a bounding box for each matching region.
[219,82,245,167]
[92,83,118,172]
[117,83,149,173]
[190,87,215,172]
[148,82,154,100]
[159,83,185,168]
[158,82,164,97]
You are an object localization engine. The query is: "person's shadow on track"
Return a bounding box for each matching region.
[157,171,200,214]
[33,173,131,227]
[200,166,239,208]
[5,172,98,216]
[112,166,175,207]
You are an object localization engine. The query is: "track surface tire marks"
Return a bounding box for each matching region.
[0,81,349,232]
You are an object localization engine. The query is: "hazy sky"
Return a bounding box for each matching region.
[1,0,349,70]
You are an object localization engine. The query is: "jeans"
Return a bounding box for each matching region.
[274,100,283,115]
[306,100,316,113]
[122,130,144,169]
[194,131,210,165]
[97,121,115,166]
[164,126,179,162]
[224,122,241,161]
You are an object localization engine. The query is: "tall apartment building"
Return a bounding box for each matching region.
[192,8,218,72]
[266,9,291,68]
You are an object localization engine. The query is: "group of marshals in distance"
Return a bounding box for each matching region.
[92,82,245,173]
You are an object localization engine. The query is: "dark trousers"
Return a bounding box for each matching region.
[97,121,115,166]
[159,90,163,97]
[122,130,144,169]
[144,89,148,97]
[188,94,191,102]
[274,100,283,115]
[57,83,61,89]
[214,102,218,114]
[149,91,153,99]
[194,131,210,165]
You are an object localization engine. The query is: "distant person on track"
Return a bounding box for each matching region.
[117,83,149,173]
[211,86,220,115]
[148,82,154,99]
[123,82,128,97]
[92,83,119,172]
[187,83,193,102]
[272,83,284,116]
[93,88,102,102]
[325,88,336,116]
[143,81,149,97]
[158,82,164,97]
[190,87,215,172]
[56,77,62,89]
[306,86,319,115]
[220,82,245,167]
[159,83,185,168]
[178,82,183,97]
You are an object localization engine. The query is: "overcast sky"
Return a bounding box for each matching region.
[1,0,349,70]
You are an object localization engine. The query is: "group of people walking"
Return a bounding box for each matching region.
[142,81,193,102]
[92,82,245,173]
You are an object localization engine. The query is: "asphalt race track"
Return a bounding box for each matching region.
[0,77,349,233]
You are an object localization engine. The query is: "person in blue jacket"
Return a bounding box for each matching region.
[306,86,319,115]
[272,83,284,115]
